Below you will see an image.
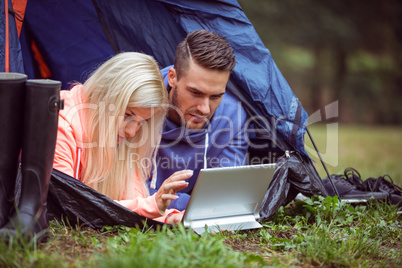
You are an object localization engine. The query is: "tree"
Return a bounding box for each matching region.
[238,0,402,123]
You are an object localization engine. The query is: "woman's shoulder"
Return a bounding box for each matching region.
[58,85,85,144]
[60,84,83,102]
[59,85,84,120]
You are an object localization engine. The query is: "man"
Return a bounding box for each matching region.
[148,29,249,210]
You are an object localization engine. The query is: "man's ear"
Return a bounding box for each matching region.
[167,67,177,88]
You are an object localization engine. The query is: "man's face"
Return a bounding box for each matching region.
[167,60,230,129]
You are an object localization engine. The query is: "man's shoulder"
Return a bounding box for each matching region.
[221,90,240,104]
[161,65,173,78]
[210,91,247,130]
[217,91,246,116]
[161,65,172,75]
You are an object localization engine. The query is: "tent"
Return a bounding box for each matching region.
[2,0,328,228]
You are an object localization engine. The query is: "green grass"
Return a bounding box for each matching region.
[1,125,401,267]
[305,124,402,185]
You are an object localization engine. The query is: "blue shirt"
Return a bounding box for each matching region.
[148,66,249,210]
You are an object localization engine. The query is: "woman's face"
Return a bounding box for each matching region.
[117,107,156,144]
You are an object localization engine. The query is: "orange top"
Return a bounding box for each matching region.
[53,85,174,222]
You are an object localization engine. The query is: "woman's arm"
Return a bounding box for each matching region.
[53,116,78,178]
[115,170,192,223]
[115,195,183,223]
[115,194,164,219]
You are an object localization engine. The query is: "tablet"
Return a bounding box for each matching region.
[182,163,276,234]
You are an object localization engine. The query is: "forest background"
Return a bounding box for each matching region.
[238,0,402,125]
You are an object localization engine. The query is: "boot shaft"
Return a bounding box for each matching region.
[19,79,63,212]
[0,72,27,226]
[0,73,27,171]
[0,77,63,240]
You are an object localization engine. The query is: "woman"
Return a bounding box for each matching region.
[53,52,191,224]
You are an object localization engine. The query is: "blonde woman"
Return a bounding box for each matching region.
[53,52,191,224]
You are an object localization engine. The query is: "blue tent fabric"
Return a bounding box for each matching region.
[20,0,115,89]
[1,0,327,226]
[159,0,309,156]
[0,1,6,70]
[16,0,308,156]
[0,0,24,73]
[92,0,185,67]
[93,0,309,156]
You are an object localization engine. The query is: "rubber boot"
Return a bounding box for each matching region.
[0,73,27,228]
[0,79,63,242]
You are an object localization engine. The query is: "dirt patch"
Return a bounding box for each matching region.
[224,236,278,262]
[222,229,298,262]
[41,226,109,265]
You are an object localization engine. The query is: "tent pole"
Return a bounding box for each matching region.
[306,127,341,200]
[5,0,10,72]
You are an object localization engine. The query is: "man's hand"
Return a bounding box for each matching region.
[155,170,192,213]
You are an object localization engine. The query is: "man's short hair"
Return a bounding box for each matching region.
[174,29,236,80]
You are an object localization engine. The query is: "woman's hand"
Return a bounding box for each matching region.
[165,211,185,225]
[155,170,192,213]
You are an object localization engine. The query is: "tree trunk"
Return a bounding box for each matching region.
[310,46,324,112]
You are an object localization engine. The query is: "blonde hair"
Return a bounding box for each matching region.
[79,52,168,200]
